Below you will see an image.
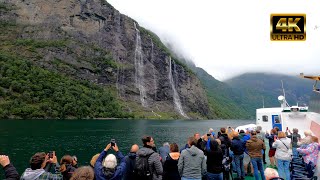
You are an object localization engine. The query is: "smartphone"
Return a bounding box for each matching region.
[49,151,53,158]
[286,127,289,131]
[110,139,116,147]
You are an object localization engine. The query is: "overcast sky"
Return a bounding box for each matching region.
[107,0,320,81]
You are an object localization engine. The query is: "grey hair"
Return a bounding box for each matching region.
[163,142,170,147]
[264,168,279,179]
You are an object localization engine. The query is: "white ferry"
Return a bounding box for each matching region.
[237,73,320,177]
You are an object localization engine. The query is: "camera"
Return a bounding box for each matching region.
[207,133,211,136]
[110,139,116,147]
[48,151,53,158]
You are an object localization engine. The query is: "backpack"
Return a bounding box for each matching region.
[134,152,154,180]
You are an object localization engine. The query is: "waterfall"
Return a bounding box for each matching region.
[134,22,147,107]
[151,39,157,100]
[168,57,189,118]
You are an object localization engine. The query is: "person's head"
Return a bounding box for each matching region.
[194,133,201,140]
[304,130,312,137]
[264,168,279,180]
[246,128,253,134]
[311,136,319,143]
[251,131,257,136]
[103,154,117,169]
[277,131,286,139]
[163,142,169,147]
[220,127,226,134]
[256,126,262,131]
[188,136,197,146]
[169,143,179,153]
[60,155,73,172]
[271,128,277,135]
[130,144,139,153]
[256,130,261,134]
[90,154,100,168]
[215,138,221,145]
[70,166,94,180]
[72,156,78,166]
[210,139,220,151]
[208,128,214,133]
[274,126,280,132]
[293,128,298,133]
[240,130,245,134]
[30,152,46,170]
[233,131,239,138]
[142,136,155,147]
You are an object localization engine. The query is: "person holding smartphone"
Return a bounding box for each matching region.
[20,151,63,180]
[94,141,126,180]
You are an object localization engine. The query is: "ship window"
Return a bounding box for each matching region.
[274,116,280,124]
[262,115,268,122]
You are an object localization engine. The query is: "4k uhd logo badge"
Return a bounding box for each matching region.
[270,14,306,41]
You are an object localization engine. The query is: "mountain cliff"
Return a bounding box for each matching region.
[225,73,313,116]
[0,0,210,119]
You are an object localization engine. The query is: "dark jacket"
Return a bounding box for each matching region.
[206,141,223,174]
[3,163,19,180]
[123,152,136,180]
[136,146,163,180]
[231,136,246,155]
[163,153,180,180]
[286,132,301,148]
[94,150,126,180]
[219,133,231,156]
[246,135,266,158]
[61,164,76,180]
[265,133,277,150]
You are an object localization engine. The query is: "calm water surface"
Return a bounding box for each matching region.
[0,119,253,178]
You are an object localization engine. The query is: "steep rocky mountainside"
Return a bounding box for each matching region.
[0,0,209,119]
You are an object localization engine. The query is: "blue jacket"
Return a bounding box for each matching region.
[94,150,126,180]
[231,137,246,155]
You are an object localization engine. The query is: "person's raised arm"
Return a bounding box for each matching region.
[0,155,19,180]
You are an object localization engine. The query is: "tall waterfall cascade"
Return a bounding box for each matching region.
[134,23,148,107]
[168,57,189,118]
[150,39,157,100]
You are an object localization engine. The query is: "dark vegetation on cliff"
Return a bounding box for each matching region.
[225,73,313,116]
[0,0,210,119]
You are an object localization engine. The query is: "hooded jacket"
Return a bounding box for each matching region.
[246,135,266,158]
[178,145,206,179]
[21,167,63,180]
[94,150,126,180]
[136,146,163,180]
[21,169,46,180]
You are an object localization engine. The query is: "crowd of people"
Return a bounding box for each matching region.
[0,126,319,180]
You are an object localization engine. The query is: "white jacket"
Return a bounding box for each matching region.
[272,138,292,161]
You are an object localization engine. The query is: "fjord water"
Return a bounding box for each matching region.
[0,119,253,177]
